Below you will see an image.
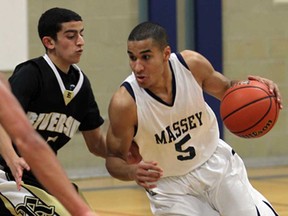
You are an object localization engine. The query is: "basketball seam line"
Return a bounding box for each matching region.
[222,96,273,121]
[222,85,271,101]
[228,97,275,134]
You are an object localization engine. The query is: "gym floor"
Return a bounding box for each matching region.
[74,165,288,216]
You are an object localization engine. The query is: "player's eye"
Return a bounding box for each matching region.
[142,55,150,60]
[129,55,137,61]
[67,34,76,39]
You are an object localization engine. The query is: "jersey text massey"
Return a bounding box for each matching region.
[27,111,80,138]
[155,111,203,144]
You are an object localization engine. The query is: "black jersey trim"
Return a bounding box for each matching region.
[176,53,189,70]
[122,81,135,101]
[121,82,137,136]
[144,61,176,107]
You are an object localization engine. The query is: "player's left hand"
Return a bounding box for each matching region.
[248,75,283,109]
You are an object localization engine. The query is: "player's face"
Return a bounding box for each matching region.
[127,38,170,89]
[53,21,84,66]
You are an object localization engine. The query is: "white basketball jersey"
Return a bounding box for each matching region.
[125,53,219,177]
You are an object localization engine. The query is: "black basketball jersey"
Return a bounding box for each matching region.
[0,55,104,188]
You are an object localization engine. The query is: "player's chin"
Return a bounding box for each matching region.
[136,79,150,89]
[71,54,82,63]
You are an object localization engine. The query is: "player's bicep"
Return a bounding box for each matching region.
[203,71,231,100]
[106,88,136,159]
[181,50,231,100]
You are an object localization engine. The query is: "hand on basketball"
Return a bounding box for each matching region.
[248,75,283,109]
[221,80,279,138]
[131,161,163,189]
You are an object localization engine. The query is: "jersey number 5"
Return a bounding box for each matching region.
[175,134,196,161]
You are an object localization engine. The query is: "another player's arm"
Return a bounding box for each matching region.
[0,74,30,190]
[82,127,107,158]
[0,75,98,216]
[0,125,30,190]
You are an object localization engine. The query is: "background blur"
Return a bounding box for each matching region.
[1,0,287,179]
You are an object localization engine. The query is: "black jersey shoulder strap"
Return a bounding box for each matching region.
[121,81,135,101]
[120,81,137,136]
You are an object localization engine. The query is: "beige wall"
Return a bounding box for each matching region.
[222,0,288,166]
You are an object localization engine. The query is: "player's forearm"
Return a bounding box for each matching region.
[0,82,96,215]
[105,156,135,181]
[93,136,107,158]
[0,84,29,167]
[83,129,107,158]
[18,134,95,215]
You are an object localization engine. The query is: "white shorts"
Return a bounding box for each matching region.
[0,170,70,215]
[146,140,278,216]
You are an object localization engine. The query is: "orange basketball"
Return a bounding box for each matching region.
[220,80,279,138]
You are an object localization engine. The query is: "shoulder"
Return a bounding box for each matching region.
[12,57,44,77]
[10,62,42,86]
[109,74,136,111]
[180,50,212,70]
[108,85,137,140]
[109,86,135,112]
[179,50,215,85]
[108,85,137,126]
[15,61,37,71]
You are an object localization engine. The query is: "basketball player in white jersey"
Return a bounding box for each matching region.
[106,22,282,215]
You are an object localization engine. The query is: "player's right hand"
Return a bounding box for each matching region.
[248,75,283,109]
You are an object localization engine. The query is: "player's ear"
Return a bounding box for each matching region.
[42,36,55,50]
[163,45,171,61]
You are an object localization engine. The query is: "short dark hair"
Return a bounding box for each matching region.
[38,7,82,41]
[128,21,169,50]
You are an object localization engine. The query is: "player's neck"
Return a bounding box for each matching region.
[47,54,70,74]
[148,66,174,105]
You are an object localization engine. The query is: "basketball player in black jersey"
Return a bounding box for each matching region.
[0,8,105,215]
[0,74,98,216]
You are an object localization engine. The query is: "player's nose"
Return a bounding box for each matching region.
[133,61,144,73]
